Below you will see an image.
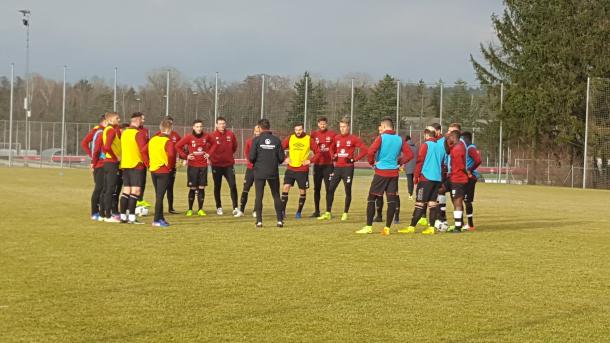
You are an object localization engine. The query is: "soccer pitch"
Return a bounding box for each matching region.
[1,168,609,342]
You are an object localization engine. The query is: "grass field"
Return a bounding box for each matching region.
[1,168,609,342]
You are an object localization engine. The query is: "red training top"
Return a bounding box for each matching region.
[208,129,237,167]
[310,129,336,165]
[81,125,101,158]
[175,133,213,168]
[331,133,368,167]
[449,142,468,183]
[244,137,254,169]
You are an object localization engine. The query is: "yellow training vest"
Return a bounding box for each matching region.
[288,134,311,168]
[102,126,121,161]
[120,128,143,169]
[148,135,169,172]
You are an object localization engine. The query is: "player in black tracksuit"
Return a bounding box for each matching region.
[249,118,286,228]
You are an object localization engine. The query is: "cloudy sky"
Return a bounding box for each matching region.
[1,0,503,85]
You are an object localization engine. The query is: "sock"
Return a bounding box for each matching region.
[394,195,400,221]
[454,210,464,230]
[366,195,376,226]
[128,195,138,221]
[120,193,129,215]
[375,196,383,218]
[465,202,474,227]
[386,197,396,228]
[297,195,306,214]
[240,191,248,212]
[281,192,289,213]
[188,189,196,210]
[438,195,447,222]
[428,205,438,228]
[410,204,426,227]
[197,189,204,210]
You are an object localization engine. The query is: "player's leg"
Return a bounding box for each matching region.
[167,168,177,213]
[394,194,401,224]
[295,171,309,218]
[102,163,118,220]
[375,196,383,222]
[281,170,295,217]
[450,183,465,232]
[224,167,240,216]
[407,173,414,199]
[240,168,254,214]
[212,167,224,214]
[269,178,284,224]
[357,175,383,234]
[196,167,207,216]
[119,170,132,222]
[126,171,143,224]
[91,168,104,218]
[321,169,340,220]
[383,177,399,234]
[254,178,266,226]
[342,168,354,220]
[152,173,167,225]
[322,165,333,214]
[138,172,147,203]
[311,165,323,217]
[464,179,476,230]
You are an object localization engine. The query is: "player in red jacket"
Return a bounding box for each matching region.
[208,117,240,216]
[445,130,469,232]
[175,119,213,217]
[318,117,368,221]
[81,114,107,220]
[153,116,182,214]
[238,125,261,217]
[309,117,336,217]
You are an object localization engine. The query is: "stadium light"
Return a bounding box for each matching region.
[19,9,31,164]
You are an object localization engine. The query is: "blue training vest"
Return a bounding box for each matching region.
[466,143,479,178]
[421,139,445,181]
[375,133,403,170]
[90,128,106,160]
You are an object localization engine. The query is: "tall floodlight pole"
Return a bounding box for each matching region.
[498,82,504,182]
[583,77,591,189]
[193,91,199,120]
[19,9,31,161]
[396,80,400,133]
[214,72,219,123]
[165,70,170,116]
[439,82,444,128]
[260,74,265,119]
[304,76,309,132]
[60,65,67,169]
[9,64,15,167]
[113,67,118,112]
[350,78,354,134]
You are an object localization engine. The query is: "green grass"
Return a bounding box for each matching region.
[1,168,609,342]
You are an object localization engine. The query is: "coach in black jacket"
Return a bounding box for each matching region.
[249,118,285,228]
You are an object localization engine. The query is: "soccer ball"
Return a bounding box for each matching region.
[135,206,149,217]
[435,220,449,232]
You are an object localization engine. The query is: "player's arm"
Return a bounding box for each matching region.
[166,140,176,170]
[468,147,482,172]
[367,136,382,166]
[281,137,290,163]
[231,132,238,154]
[353,137,369,162]
[102,128,116,155]
[206,134,218,158]
[81,129,95,158]
[398,140,414,166]
[244,139,251,160]
[308,138,319,164]
[276,138,286,165]
[413,143,428,183]
[91,133,103,167]
[175,136,190,160]
[136,130,149,167]
[248,137,258,164]
[329,136,337,161]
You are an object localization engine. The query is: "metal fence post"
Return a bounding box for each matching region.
[304,75,309,132]
[396,80,400,133]
[350,78,354,134]
[9,63,14,167]
[260,74,265,119]
[582,77,590,189]
[214,72,218,123]
[60,65,67,169]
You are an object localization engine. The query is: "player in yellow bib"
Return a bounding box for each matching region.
[280,122,319,220]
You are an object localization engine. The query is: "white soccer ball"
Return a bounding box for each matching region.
[135,206,149,217]
[435,220,449,232]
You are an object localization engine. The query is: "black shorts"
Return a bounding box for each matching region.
[369,174,399,196]
[284,169,309,189]
[187,166,208,188]
[415,180,441,202]
[449,182,466,199]
[464,178,476,202]
[122,168,145,187]
[329,166,354,184]
[314,164,334,180]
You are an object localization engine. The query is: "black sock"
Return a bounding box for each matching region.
[120,193,129,214]
[197,189,204,210]
[366,195,376,226]
[410,204,426,227]
[188,189,196,211]
[394,195,400,221]
[465,202,474,227]
[128,195,138,217]
[281,192,289,213]
[297,195,306,214]
[240,191,248,212]
[375,196,383,218]
[386,196,396,228]
[428,205,438,228]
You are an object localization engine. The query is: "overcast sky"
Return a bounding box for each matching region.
[1,0,503,85]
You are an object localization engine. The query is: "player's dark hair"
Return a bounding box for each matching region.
[99,114,106,123]
[461,131,473,145]
[339,117,350,125]
[405,135,411,141]
[216,116,226,123]
[294,122,304,129]
[258,118,271,130]
[159,119,172,131]
[448,130,461,141]
[423,128,435,137]
[431,123,441,131]
[449,122,462,131]
[131,112,144,119]
[317,116,328,123]
[380,117,394,129]
[104,111,119,120]
[192,119,203,126]
[165,116,174,122]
